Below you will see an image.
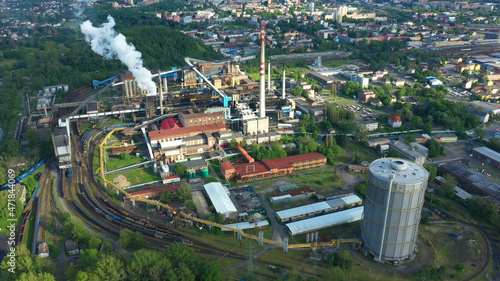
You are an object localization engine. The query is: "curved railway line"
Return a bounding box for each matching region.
[66,125,256,260]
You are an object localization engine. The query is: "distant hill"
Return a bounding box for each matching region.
[121,26,219,69]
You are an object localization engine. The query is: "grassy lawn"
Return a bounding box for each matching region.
[183,227,267,257]
[349,143,379,163]
[106,154,143,171]
[322,59,349,68]
[335,149,351,165]
[80,122,93,136]
[0,58,18,68]
[106,167,160,186]
[208,160,224,180]
[287,170,345,191]
[24,214,36,251]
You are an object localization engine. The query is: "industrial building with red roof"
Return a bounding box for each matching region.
[160,118,182,130]
[126,184,181,201]
[148,123,227,142]
[220,153,327,183]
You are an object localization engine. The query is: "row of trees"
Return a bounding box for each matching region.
[250,142,287,161]
[160,183,196,211]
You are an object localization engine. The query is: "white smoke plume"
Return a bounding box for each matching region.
[80,16,157,95]
[74,0,92,18]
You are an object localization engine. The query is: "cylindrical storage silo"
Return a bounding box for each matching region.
[361,158,428,263]
[201,167,209,178]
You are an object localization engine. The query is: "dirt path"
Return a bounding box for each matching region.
[350,237,432,276]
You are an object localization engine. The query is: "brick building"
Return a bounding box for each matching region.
[126,184,181,201]
[220,153,327,183]
[178,111,225,128]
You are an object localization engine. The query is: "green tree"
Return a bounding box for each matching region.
[160,189,175,203]
[176,183,192,202]
[240,139,247,148]
[6,140,20,158]
[128,249,172,281]
[441,174,457,199]
[26,129,40,148]
[18,272,56,281]
[475,126,486,140]
[292,86,303,96]
[0,165,5,186]
[335,134,348,148]
[355,183,367,199]
[120,152,130,160]
[119,228,144,251]
[423,164,437,183]
[325,266,345,281]
[230,138,238,149]
[355,126,369,142]
[91,254,125,281]
[426,139,442,157]
[200,261,222,281]
[175,162,187,176]
[24,176,39,195]
[454,263,465,279]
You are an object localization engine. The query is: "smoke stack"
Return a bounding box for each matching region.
[259,21,266,118]
[282,68,286,100]
[267,62,271,90]
[158,74,164,114]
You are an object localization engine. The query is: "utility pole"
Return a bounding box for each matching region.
[245,242,256,281]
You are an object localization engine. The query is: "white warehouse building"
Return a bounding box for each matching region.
[286,206,364,236]
[203,182,237,219]
[276,195,362,222]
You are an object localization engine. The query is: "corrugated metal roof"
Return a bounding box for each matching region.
[204,182,237,215]
[221,220,269,231]
[474,146,500,163]
[276,195,362,221]
[286,207,364,236]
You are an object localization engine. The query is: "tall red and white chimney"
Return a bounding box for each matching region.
[259,21,266,118]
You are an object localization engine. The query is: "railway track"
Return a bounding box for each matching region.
[30,168,53,255]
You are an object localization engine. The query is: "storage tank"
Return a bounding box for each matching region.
[201,167,209,178]
[361,158,428,263]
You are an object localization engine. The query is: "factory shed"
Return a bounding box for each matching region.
[269,187,316,205]
[286,206,363,236]
[440,162,500,202]
[221,220,269,231]
[454,186,472,202]
[286,206,364,236]
[472,146,500,169]
[204,182,237,219]
[276,195,362,222]
[126,184,181,201]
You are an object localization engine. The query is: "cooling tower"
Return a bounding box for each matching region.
[361,158,428,263]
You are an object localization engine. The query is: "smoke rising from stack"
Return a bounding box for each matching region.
[74,0,92,18]
[80,16,157,95]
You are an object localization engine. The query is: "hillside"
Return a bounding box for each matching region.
[122,25,220,69]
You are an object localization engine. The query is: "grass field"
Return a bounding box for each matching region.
[322,60,349,68]
[208,160,224,180]
[106,154,143,171]
[80,122,93,135]
[287,170,345,190]
[107,167,160,186]
[349,143,379,163]
[0,58,18,68]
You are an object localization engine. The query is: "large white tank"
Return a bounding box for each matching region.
[361,158,428,263]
